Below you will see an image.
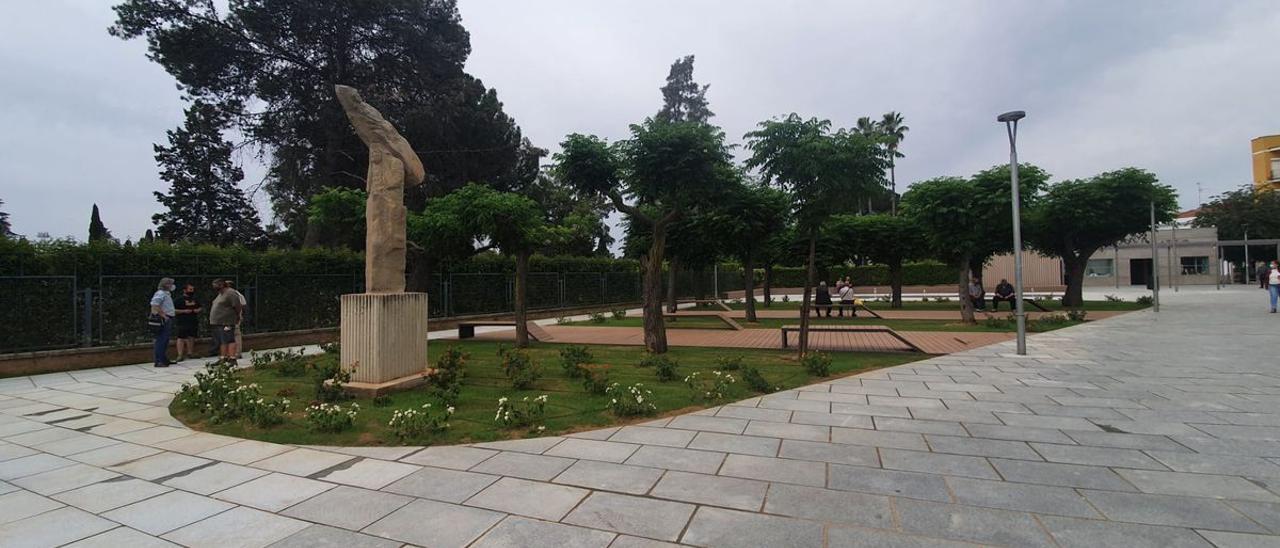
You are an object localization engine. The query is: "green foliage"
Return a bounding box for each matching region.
[430,347,467,404]
[1066,309,1088,322]
[581,365,612,395]
[984,314,1015,329]
[715,355,744,371]
[656,55,713,124]
[611,308,628,320]
[177,360,289,427]
[497,346,541,389]
[388,403,454,439]
[605,383,657,416]
[153,102,265,247]
[0,198,12,238]
[639,353,680,381]
[559,345,592,378]
[1136,295,1154,306]
[313,360,352,403]
[251,348,308,377]
[1104,294,1124,302]
[371,395,393,407]
[88,204,113,243]
[307,187,367,250]
[1193,184,1280,241]
[589,311,608,324]
[305,402,359,433]
[684,371,737,402]
[741,366,773,393]
[494,395,548,428]
[801,352,832,377]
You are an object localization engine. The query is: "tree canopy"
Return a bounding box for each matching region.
[0,199,13,239]
[656,55,713,124]
[88,204,113,244]
[1027,167,1177,305]
[111,0,538,246]
[1193,185,1280,241]
[153,101,265,247]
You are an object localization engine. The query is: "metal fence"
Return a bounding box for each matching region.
[0,271,649,354]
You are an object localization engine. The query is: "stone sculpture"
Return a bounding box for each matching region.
[334,85,430,395]
[334,84,425,293]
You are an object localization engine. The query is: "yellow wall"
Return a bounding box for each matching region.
[1253,135,1280,192]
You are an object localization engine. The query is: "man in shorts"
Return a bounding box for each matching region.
[209,279,244,363]
[223,279,248,358]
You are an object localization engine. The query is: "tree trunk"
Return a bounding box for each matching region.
[762,263,773,308]
[1062,254,1087,308]
[889,161,897,216]
[642,230,670,353]
[666,258,679,313]
[743,252,757,322]
[514,250,530,347]
[958,257,975,324]
[799,233,817,355]
[889,260,904,309]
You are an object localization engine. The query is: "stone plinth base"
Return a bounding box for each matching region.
[340,293,429,394]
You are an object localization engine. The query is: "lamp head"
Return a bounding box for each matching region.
[997,110,1026,123]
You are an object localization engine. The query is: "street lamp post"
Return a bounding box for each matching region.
[998,110,1027,355]
[1150,202,1160,312]
[1243,226,1250,285]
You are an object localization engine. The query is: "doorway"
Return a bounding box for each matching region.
[1130,258,1152,287]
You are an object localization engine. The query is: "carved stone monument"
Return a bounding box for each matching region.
[335,85,430,395]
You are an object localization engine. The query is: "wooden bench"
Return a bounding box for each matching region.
[780,324,924,352]
[663,311,744,330]
[809,302,882,318]
[457,321,554,341]
[676,299,733,312]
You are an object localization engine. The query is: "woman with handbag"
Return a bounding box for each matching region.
[148,277,176,367]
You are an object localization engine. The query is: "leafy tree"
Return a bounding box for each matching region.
[827,214,922,308]
[717,184,790,321]
[556,121,737,353]
[306,187,367,250]
[111,0,537,246]
[153,101,265,247]
[1027,168,1177,307]
[967,164,1051,285]
[522,171,613,256]
[0,199,12,239]
[745,114,888,353]
[421,184,546,346]
[901,177,983,322]
[1193,185,1280,241]
[88,204,113,243]
[656,55,713,124]
[879,112,908,215]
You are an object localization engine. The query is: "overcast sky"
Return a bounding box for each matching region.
[2,1,1276,246]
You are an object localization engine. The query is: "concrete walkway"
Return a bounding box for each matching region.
[0,286,1277,547]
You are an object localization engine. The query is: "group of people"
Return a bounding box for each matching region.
[1258,261,1280,313]
[149,278,246,367]
[968,277,1018,311]
[813,277,859,317]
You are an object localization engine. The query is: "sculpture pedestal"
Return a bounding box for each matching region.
[339,293,429,397]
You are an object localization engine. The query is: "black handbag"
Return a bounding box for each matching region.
[147,313,166,334]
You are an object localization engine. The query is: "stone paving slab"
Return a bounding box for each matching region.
[1,288,1280,546]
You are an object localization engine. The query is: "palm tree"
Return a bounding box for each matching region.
[879,112,909,215]
[855,116,879,138]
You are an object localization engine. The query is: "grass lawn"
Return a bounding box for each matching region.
[722,299,1149,312]
[171,341,923,447]
[569,315,1080,333]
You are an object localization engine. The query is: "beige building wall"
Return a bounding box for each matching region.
[983,253,1063,291]
[1082,226,1220,288]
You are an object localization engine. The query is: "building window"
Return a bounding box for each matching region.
[1272,157,1280,180]
[1181,256,1209,275]
[1085,258,1113,277]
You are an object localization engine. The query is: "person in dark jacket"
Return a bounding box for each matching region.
[814,281,833,317]
[1259,262,1270,289]
[991,279,1016,310]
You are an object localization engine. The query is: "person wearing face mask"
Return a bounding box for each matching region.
[149,277,176,367]
[173,283,203,362]
[1268,261,1280,314]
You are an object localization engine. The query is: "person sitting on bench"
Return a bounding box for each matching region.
[813,281,833,317]
[991,278,1016,310]
[968,277,986,311]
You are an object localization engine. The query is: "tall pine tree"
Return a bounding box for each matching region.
[656,55,713,124]
[153,102,266,247]
[0,199,12,238]
[88,204,113,243]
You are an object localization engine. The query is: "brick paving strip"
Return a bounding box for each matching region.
[0,287,1276,547]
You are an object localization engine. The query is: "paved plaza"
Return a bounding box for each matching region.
[0,287,1278,547]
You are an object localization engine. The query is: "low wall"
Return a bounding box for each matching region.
[0,302,638,378]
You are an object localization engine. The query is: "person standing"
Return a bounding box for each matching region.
[1268,261,1279,313]
[209,279,244,362]
[173,283,202,362]
[1258,261,1270,290]
[148,277,176,367]
[224,280,248,358]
